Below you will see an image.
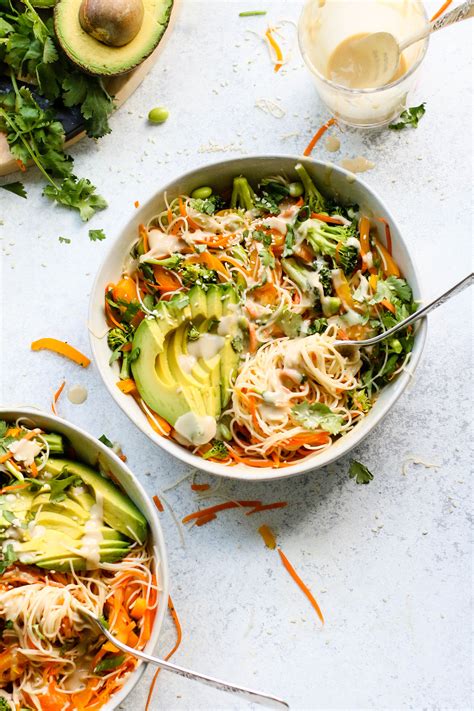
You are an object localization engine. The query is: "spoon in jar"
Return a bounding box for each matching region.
[333,0,474,89]
[79,608,289,709]
[333,273,473,349]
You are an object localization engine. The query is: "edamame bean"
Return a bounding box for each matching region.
[148,107,169,124]
[191,186,213,200]
[289,181,304,197]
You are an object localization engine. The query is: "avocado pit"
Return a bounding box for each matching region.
[79,0,144,47]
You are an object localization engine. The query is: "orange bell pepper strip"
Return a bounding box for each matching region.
[31,338,90,368]
[359,216,376,274]
[375,240,401,277]
[333,269,355,311]
[112,276,139,304]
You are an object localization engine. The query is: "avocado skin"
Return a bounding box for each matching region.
[131,284,240,429]
[54,0,174,77]
[44,458,148,544]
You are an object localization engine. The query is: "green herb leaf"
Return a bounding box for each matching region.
[0,543,18,574]
[348,459,374,484]
[291,402,344,435]
[44,177,107,221]
[389,103,426,130]
[0,181,27,198]
[94,654,126,674]
[99,434,114,448]
[58,236,71,244]
[239,10,267,16]
[89,228,106,242]
[0,421,7,438]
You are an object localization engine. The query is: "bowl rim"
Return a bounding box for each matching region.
[0,407,169,711]
[89,154,427,482]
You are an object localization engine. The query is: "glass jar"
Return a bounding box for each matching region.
[298,0,429,128]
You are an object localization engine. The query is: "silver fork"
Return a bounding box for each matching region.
[333,273,473,348]
[79,608,289,709]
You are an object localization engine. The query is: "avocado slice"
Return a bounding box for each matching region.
[30,494,90,524]
[54,0,174,77]
[44,459,148,544]
[132,285,241,430]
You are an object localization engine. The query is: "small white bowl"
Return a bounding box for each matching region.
[0,407,169,711]
[89,156,426,482]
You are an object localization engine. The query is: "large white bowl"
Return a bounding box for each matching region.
[0,408,169,711]
[89,156,426,481]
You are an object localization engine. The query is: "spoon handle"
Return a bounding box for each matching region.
[90,615,289,709]
[334,273,473,348]
[399,0,474,51]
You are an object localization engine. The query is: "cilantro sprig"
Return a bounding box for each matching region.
[389,103,426,131]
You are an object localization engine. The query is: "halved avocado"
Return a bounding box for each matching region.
[44,459,148,544]
[54,0,174,77]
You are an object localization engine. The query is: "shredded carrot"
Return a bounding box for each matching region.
[247,502,288,515]
[134,200,140,208]
[258,524,277,549]
[303,117,337,157]
[187,252,230,279]
[145,596,182,711]
[51,380,65,415]
[376,217,393,255]
[182,500,262,524]
[369,274,378,292]
[430,0,452,21]
[116,379,138,395]
[31,338,90,368]
[278,548,324,625]
[152,494,164,512]
[130,597,147,619]
[178,196,187,217]
[265,27,283,72]
[0,452,13,464]
[16,159,26,172]
[381,298,396,314]
[195,513,217,527]
[0,482,29,495]
[191,483,211,492]
[248,322,258,353]
[153,265,182,292]
[311,212,343,225]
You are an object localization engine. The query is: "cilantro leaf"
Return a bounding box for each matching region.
[291,402,344,435]
[389,103,426,130]
[0,543,18,574]
[99,434,114,448]
[370,277,412,306]
[348,459,374,484]
[0,181,27,198]
[58,236,71,244]
[89,228,106,242]
[94,654,126,674]
[44,177,107,221]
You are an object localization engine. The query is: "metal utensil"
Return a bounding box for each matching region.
[333,273,473,348]
[79,609,289,709]
[345,0,474,88]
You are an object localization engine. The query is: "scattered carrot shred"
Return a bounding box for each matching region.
[265,28,283,72]
[153,494,164,512]
[430,0,452,21]
[145,596,182,711]
[258,524,277,550]
[247,501,288,515]
[51,380,66,415]
[182,500,262,524]
[377,217,393,255]
[381,298,396,314]
[16,159,26,172]
[31,338,91,368]
[191,483,211,492]
[134,200,140,208]
[277,548,324,625]
[195,513,217,527]
[303,117,337,157]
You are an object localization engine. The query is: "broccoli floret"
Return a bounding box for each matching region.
[191,195,225,215]
[307,318,328,335]
[230,176,255,211]
[202,439,229,460]
[304,221,354,260]
[143,254,183,269]
[0,698,12,711]
[338,243,359,276]
[294,163,327,213]
[107,326,131,352]
[179,263,218,287]
[255,177,290,215]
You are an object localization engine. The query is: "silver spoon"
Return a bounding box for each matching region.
[333,273,473,348]
[343,0,474,89]
[79,608,289,709]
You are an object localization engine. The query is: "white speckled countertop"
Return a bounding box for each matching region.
[0,1,472,709]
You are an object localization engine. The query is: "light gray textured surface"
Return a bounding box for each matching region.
[0,1,472,710]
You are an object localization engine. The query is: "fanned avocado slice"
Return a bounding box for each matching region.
[44,459,148,544]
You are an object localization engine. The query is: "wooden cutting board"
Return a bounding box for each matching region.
[0,3,177,177]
